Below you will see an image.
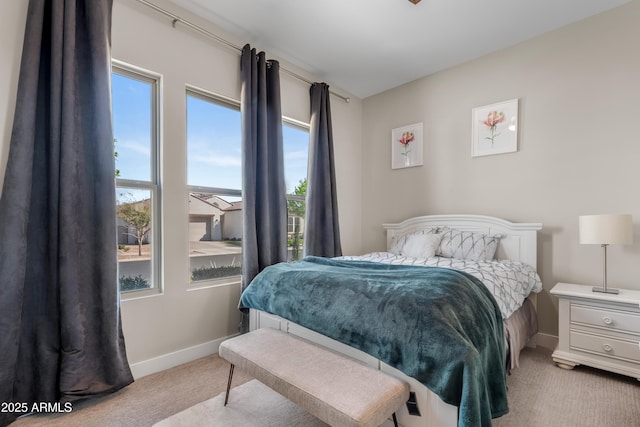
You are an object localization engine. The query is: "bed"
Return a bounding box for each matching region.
[242,214,542,427]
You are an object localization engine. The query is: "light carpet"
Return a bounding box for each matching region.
[494,346,640,427]
[153,380,328,427]
[155,347,640,427]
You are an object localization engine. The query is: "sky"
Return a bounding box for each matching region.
[112,72,309,203]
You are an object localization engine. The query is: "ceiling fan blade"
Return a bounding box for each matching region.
[408,0,422,4]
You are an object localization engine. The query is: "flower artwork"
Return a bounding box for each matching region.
[392,123,423,169]
[398,131,415,165]
[482,111,505,145]
[472,99,518,157]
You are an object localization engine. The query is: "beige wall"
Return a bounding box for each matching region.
[0,0,363,373]
[361,2,640,337]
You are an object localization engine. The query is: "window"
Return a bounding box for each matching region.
[186,89,310,283]
[283,122,309,261]
[186,89,242,284]
[112,63,160,294]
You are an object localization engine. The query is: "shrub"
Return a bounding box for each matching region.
[191,265,242,281]
[120,274,150,292]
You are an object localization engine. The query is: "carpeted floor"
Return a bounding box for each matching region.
[493,346,640,427]
[11,345,640,427]
[153,380,328,427]
[12,354,253,427]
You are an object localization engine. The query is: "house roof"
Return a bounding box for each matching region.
[224,201,243,212]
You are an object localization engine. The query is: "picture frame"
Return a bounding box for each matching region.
[471,98,518,157]
[391,122,423,169]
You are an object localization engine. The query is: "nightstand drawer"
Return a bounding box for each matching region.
[571,304,640,334]
[571,331,640,363]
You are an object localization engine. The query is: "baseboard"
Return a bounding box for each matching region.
[129,333,239,379]
[533,332,558,351]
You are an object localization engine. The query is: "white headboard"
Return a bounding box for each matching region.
[383,214,542,269]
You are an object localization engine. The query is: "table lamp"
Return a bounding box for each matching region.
[579,214,633,294]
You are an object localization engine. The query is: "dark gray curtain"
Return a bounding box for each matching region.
[304,83,342,257]
[240,44,287,330]
[0,1,133,425]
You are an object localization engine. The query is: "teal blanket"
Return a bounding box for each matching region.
[240,256,508,426]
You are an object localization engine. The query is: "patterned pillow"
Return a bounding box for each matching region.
[389,228,440,256]
[400,233,443,259]
[436,228,502,261]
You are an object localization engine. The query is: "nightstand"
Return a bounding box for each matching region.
[551,282,640,380]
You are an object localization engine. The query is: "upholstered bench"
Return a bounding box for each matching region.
[219,328,409,427]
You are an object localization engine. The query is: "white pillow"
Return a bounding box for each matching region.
[399,233,443,259]
[436,228,502,261]
[389,228,439,255]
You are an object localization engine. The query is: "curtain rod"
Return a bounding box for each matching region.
[135,0,351,103]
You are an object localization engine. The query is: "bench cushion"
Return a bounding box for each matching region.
[219,328,409,427]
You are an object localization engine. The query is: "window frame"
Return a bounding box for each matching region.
[282,118,310,262]
[184,87,312,287]
[113,60,162,298]
[186,86,243,289]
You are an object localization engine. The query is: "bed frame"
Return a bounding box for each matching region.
[384,214,540,267]
[250,214,542,427]
[385,214,542,312]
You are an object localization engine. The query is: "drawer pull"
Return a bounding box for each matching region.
[602,344,613,352]
[602,316,613,325]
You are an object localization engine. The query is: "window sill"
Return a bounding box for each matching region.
[120,287,163,301]
[187,276,242,291]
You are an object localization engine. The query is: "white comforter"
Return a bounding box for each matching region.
[338,252,542,319]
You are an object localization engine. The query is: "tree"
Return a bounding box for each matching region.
[287,178,306,260]
[116,199,151,256]
[288,178,306,217]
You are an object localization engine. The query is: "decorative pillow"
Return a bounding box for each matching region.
[400,233,443,259]
[436,228,502,261]
[389,228,440,255]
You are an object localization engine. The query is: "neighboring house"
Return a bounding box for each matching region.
[120,195,301,245]
[221,201,243,240]
[188,193,231,241]
[188,196,304,242]
[117,221,143,245]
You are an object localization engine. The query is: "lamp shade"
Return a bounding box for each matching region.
[579,214,633,245]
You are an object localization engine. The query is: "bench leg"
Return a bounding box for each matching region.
[224,363,235,406]
[392,412,399,427]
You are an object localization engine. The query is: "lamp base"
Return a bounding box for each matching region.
[592,286,619,295]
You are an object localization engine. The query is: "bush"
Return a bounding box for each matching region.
[120,274,150,292]
[191,265,242,281]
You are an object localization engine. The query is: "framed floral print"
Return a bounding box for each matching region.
[391,122,423,169]
[471,99,518,157]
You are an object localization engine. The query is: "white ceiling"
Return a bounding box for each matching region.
[166,0,630,99]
